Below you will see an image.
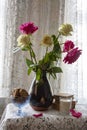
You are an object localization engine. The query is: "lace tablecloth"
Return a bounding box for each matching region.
[0,103,87,130]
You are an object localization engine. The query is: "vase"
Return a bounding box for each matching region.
[29,72,53,111]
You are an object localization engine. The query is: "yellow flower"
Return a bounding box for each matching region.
[59,24,73,36]
[17,34,30,48]
[41,35,53,46]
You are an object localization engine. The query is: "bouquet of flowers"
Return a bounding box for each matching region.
[17,22,82,80]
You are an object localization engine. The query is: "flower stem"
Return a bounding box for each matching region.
[56,33,60,40]
[30,46,37,64]
[29,50,33,62]
[46,47,48,54]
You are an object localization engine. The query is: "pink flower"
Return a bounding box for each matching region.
[19,22,38,34]
[63,47,82,64]
[63,40,75,52]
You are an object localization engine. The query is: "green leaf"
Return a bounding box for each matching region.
[52,35,57,44]
[26,58,33,67]
[21,46,30,51]
[51,73,57,79]
[27,68,32,75]
[36,69,42,81]
[48,67,63,73]
[44,53,49,63]
[48,52,57,61]
[53,42,61,53]
[49,73,57,79]
[22,48,29,51]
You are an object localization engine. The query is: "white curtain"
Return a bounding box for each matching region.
[60,0,87,104]
[60,0,79,99]
[77,0,87,103]
[0,0,65,97]
[0,0,11,96]
[0,0,86,104]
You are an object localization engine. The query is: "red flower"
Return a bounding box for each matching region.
[63,40,75,52]
[19,22,38,34]
[63,47,82,64]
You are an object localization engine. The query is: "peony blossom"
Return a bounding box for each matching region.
[63,40,75,52]
[17,34,30,48]
[19,22,38,34]
[63,47,82,64]
[41,35,53,46]
[59,24,73,36]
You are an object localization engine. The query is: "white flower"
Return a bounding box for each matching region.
[41,35,53,46]
[17,34,30,48]
[59,24,73,36]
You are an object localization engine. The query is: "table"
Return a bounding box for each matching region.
[0,103,87,130]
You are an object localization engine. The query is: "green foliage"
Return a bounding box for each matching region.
[26,58,33,67]
[24,34,63,80]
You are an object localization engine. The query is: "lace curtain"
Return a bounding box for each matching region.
[60,0,87,104]
[0,0,86,104]
[0,0,65,97]
[60,0,79,99]
[77,0,87,103]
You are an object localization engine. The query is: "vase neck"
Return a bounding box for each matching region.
[41,71,46,79]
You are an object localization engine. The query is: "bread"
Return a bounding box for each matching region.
[11,88,29,103]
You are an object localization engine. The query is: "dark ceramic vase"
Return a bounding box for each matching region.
[29,72,53,111]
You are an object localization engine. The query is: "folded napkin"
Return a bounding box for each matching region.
[33,113,43,118]
[70,109,82,118]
